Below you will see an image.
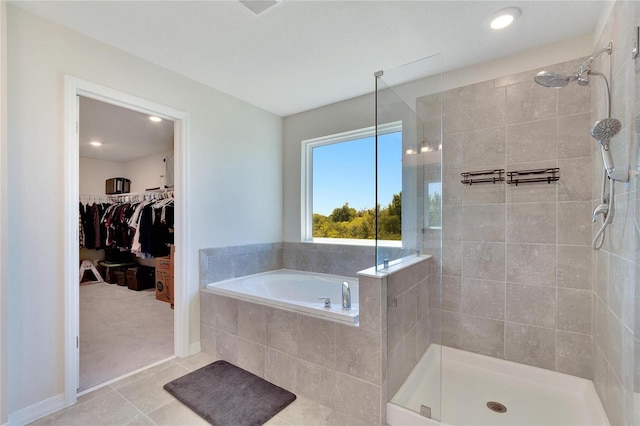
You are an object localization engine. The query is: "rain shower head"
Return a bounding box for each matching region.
[534,71,575,88]
[534,42,613,89]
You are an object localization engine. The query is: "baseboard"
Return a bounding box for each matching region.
[189,341,201,356]
[7,393,65,426]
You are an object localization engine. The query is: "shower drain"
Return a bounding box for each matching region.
[486,401,507,413]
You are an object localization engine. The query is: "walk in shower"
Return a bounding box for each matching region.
[374,38,636,423]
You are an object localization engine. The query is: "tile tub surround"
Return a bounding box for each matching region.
[421,55,595,380]
[383,258,432,399]
[199,243,283,287]
[199,242,414,286]
[200,277,387,425]
[200,255,432,425]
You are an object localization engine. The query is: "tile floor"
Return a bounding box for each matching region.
[30,352,367,426]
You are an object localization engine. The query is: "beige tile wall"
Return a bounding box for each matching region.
[200,256,433,424]
[590,2,640,425]
[423,54,595,379]
[385,259,431,398]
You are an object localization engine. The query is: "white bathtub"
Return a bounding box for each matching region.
[205,269,359,325]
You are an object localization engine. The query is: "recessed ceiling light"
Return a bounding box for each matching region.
[490,7,520,30]
[89,141,102,147]
[149,116,162,122]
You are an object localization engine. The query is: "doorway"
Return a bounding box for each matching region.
[64,76,189,406]
[78,96,175,391]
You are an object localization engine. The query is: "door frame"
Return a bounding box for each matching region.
[63,75,190,406]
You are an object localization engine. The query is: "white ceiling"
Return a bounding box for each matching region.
[79,96,174,163]
[13,1,608,117]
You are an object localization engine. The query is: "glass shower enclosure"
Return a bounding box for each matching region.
[375,54,443,422]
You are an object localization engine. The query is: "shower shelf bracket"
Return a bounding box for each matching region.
[461,169,505,185]
[507,168,560,186]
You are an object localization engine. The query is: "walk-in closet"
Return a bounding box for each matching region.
[77,96,175,392]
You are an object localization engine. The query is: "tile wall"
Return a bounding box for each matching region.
[385,258,432,398]
[199,242,432,424]
[421,55,595,379]
[199,272,387,425]
[590,2,640,425]
[199,243,283,287]
[199,241,413,286]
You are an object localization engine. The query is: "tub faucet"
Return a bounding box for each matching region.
[342,281,351,310]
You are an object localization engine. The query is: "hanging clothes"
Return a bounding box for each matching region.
[97,192,174,259]
[79,202,86,248]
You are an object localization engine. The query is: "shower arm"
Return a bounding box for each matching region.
[579,42,613,74]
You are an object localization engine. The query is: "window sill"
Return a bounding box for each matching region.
[303,238,402,248]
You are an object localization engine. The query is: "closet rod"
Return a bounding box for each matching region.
[107,188,174,197]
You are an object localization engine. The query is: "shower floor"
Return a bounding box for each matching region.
[387,345,609,426]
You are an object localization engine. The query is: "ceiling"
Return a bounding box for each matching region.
[79,96,174,163]
[12,1,609,118]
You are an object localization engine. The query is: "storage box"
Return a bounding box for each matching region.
[114,270,127,286]
[105,177,131,195]
[127,266,155,291]
[155,246,174,304]
[155,269,173,303]
[156,256,172,271]
[104,248,133,263]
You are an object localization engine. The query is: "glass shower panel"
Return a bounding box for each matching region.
[375,55,442,267]
[376,54,443,422]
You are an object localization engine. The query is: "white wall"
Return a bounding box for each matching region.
[79,149,173,195]
[7,5,283,416]
[78,157,125,195]
[283,34,593,242]
[125,149,173,192]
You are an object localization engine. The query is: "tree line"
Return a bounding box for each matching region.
[313,190,442,240]
[313,193,402,240]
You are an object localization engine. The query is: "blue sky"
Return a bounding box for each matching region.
[312,132,402,216]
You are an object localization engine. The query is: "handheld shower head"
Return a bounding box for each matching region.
[591,117,622,140]
[534,71,575,88]
[591,118,627,181]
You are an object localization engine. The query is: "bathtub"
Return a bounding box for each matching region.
[387,344,610,426]
[205,269,359,325]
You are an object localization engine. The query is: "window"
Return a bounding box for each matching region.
[425,181,442,229]
[301,122,402,243]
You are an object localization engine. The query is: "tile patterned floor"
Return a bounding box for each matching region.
[30,352,363,426]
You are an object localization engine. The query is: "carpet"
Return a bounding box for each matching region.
[80,283,173,391]
[163,360,296,426]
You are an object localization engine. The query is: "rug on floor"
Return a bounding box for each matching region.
[163,360,296,426]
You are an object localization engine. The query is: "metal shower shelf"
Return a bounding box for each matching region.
[507,168,560,186]
[461,169,505,185]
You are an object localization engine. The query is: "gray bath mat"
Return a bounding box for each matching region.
[163,360,296,425]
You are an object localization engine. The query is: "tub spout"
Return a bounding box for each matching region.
[342,281,351,310]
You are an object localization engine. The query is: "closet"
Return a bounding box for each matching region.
[77,96,176,392]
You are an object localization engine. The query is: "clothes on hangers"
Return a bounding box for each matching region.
[79,201,110,249]
[79,192,174,258]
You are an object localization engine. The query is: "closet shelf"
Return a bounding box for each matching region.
[108,188,174,202]
[461,169,505,185]
[507,168,560,186]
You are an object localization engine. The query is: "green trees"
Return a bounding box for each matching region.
[428,191,442,227]
[313,192,402,240]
